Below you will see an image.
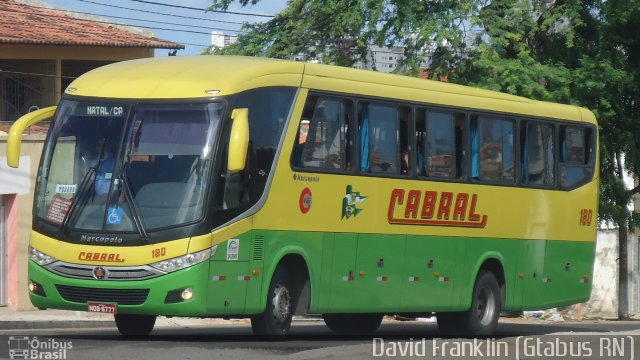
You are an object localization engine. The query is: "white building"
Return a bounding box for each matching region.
[353,45,405,73]
[211,31,238,49]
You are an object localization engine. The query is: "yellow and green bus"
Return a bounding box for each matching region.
[7,56,598,337]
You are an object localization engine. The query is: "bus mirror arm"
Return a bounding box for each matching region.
[7,106,57,168]
[228,108,249,172]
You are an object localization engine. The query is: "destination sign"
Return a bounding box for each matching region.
[73,104,125,117]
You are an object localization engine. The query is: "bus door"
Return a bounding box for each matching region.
[401,236,460,311]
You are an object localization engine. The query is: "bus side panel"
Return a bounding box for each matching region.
[458,238,520,311]
[206,230,254,314]
[260,230,324,313]
[401,235,463,311]
[325,232,358,312]
[513,239,546,310]
[541,240,594,308]
[352,234,406,312]
[314,232,336,313]
[519,240,594,310]
[206,261,249,314]
[244,230,266,313]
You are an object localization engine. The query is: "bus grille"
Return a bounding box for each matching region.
[56,285,149,305]
[46,262,163,280]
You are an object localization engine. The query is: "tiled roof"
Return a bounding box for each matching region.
[0,0,184,49]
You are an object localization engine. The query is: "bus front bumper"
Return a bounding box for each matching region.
[27,259,210,317]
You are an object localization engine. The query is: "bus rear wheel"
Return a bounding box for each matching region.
[323,313,383,334]
[437,270,501,335]
[251,264,295,338]
[114,314,156,336]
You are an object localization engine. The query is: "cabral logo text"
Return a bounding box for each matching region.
[78,251,125,263]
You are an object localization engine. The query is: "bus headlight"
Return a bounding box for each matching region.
[150,246,217,273]
[29,246,57,266]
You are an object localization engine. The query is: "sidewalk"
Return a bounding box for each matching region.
[0,307,253,330]
[0,307,114,330]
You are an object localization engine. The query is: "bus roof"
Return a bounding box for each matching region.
[66,55,595,124]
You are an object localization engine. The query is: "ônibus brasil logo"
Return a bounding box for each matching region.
[8,336,72,359]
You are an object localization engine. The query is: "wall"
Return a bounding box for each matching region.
[585,229,619,316]
[0,134,46,310]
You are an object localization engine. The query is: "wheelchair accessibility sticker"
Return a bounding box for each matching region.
[107,207,124,225]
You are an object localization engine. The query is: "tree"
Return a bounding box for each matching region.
[207,0,640,318]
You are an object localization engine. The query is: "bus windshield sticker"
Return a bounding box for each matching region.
[227,239,239,261]
[387,188,488,228]
[342,185,367,219]
[46,194,72,224]
[55,184,77,194]
[106,207,124,225]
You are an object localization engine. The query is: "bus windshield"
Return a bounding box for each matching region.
[35,100,222,233]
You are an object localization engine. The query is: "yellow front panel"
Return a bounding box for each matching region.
[30,231,213,266]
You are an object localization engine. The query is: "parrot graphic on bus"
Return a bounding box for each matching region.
[342,185,367,219]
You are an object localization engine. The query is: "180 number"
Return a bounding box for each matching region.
[151,247,166,258]
[579,208,593,226]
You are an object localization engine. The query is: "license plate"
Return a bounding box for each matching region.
[87,302,117,314]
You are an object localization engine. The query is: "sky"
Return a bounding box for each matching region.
[40,0,288,56]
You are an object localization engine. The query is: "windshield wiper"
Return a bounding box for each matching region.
[120,173,149,243]
[57,167,95,238]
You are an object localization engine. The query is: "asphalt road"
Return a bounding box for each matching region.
[2,319,640,360]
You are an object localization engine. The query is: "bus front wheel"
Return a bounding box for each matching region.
[323,313,383,334]
[114,314,156,336]
[251,264,295,337]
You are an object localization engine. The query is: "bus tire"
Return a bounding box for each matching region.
[114,314,156,336]
[459,270,501,335]
[251,264,295,338]
[436,312,462,334]
[322,313,383,334]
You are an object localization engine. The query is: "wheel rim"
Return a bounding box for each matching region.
[475,284,496,326]
[271,281,291,324]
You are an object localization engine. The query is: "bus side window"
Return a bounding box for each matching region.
[559,126,593,188]
[359,103,405,175]
[521,121,555,186]
[470,115,515,183]
[416,110,465,179]
[292,96,351,171]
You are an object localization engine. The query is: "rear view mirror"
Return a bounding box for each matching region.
[228,108,249,172]
[7,106,57,168]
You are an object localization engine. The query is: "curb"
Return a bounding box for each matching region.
[0,320,114,330]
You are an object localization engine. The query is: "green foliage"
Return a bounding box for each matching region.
[206,0,640,230]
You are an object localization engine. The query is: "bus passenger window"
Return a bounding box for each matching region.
[359,103,402,174]
[560,126,593,188]
[416,110,464,179]
[292,96,351,171]
[521,122,554,186]
[470,115,515,182]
